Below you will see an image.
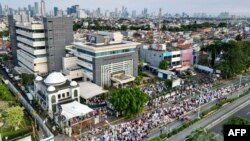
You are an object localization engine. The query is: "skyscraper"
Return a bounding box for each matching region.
[159,8,162,18]
[143,8,148,18]
[41,0,46,17]
[54,7,58,16]
[34,2,39,16]
[0,3,3,15]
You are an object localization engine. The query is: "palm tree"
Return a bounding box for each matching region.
[186,128,221,141]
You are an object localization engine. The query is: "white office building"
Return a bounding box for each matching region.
[16,21,48,75]
[68,31,140,87]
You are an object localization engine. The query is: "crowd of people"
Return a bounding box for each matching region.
[85,96,106,106]
[141,81,166,98]
[78,80,245,141]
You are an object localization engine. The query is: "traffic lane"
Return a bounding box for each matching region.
[147,98,218,140]
[146,85,247,140]
[209,103,250,136]
[167,92,250,141]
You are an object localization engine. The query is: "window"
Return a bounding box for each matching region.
[62,93,65,98]
[67,92,70,97]
[51,95,56,104]
[58,94,61,99]
[74,90,78,97]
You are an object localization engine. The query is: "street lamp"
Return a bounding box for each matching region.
[197,89,203,119]
[238,75,242,97]
[197,95,201,119]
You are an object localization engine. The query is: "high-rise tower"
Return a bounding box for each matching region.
[41,0,46,17]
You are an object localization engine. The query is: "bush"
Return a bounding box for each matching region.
[160,133,167,138]
[1,127,32,140]
[150,138,162,141]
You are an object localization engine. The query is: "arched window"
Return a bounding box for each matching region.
[74,90,78,97]
[51,95,56,104]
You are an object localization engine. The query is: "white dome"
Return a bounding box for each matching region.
[35,76,43,81]
[70,81,77,87]
[47,86,56,92]
[44,72,67,86]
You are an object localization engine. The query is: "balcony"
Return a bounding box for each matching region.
[17,43,46,55]
[75,52,93,62]
[16,23,44,30]
[77,60,93,70]
[83,69,93,80]
[17,49,47,64]
[16,30,45,38]
[17,36,45,47]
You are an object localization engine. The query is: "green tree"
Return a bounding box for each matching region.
[221,116,250,134]
[235,34,242,41]
[162,25,167,31]
[21,73,35,86]
[0,84,15,101]
[73,23,82,31]
[4,106,25,130]
[165,79,173,88]
[0,30,9,37]
[223,116,250,125]
[109,88,149,117]
[186,128,220,141]
[135,75,143,85]
[159,60,169,70]
[217,41,246,78]
[121,25,128,31]
[218,22,227,28]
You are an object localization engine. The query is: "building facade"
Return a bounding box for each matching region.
[139,44,193,70]
[8,14,73,75]
[71,32,140,87]
[34,72,80,118]
[43,17,73,72]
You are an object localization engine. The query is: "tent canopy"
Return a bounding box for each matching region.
[79,82,108,99]
[61,101,93,120]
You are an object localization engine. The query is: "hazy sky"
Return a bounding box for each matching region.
[1,0,250,16]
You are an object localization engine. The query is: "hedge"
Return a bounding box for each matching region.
[1,127,32,140]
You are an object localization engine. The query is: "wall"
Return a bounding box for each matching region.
[94,50,138,86]
[8,15,18,66]
[62,56,78,69]
[43,17,73,72]
[181,48,193,66]
[139,46,163,68]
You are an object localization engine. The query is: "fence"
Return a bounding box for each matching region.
[6,80,54,141]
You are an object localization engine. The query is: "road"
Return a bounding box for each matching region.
[166,90,250,141]
[146,78,248,141]
[209,103,250,138]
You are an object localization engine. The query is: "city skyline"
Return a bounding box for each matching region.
[0,0,250,16]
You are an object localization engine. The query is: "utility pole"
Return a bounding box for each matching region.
[238,75,242,97]
[197,90,202,119]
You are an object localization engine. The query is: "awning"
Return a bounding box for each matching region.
[61,101,94,120]
[111,74,135,84]
[158,69,175,75]
[79,82,108,99]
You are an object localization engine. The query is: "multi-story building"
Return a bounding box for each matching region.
[69,31,140,87]
[139,44,193,70]
[8,14,73,75]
